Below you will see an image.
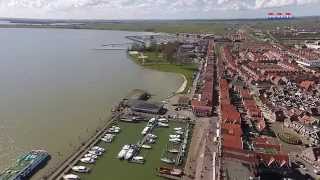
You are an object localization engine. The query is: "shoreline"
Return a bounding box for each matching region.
[176,74,188,94]
[128,53,196,94]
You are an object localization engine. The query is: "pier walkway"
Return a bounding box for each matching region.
[48,113,122,180]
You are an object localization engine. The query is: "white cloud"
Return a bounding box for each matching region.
[0,0,319,19]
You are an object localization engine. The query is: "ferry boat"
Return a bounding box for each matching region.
[0,150,50,180]
[63,174,80,180]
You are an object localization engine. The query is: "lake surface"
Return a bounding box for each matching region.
[0,28,183,179]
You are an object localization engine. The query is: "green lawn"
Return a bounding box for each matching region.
[129,52,197,93]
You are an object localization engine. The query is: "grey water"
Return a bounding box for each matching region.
[0,28,183,178]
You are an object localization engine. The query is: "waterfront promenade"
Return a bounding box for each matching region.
[48,113,121,180]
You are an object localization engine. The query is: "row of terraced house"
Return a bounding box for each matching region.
[191,40,215,117]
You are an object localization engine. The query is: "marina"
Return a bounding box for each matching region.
[51,112,191,180]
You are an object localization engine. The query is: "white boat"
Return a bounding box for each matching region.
[149,118,156,123]
[80,157,95,164]
[175,131,184,135]
[158,118,168,123]
[84,153,98,159]
[118,145,130,159]
[88,150,103,156]
[142,145,152,149]
[174,127,183,131]
[101,137,111,143]
[161,157,175,164]
[147,134,157,139]
[169,135,181,139]
[131,156,145,164]
[169,138,181,143]
[125,148,135,160]
[146,138,155,144]
[92,146,105,152]
[72,166,90,173]
[112,126,121,130]
[158,122,169,127]
[141,127,150,135]
[168,149,180,153]
[63,174,80,180]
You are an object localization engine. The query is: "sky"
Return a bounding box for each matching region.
[0,0,319,19]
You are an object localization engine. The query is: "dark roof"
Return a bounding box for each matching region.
[129,100,164,113]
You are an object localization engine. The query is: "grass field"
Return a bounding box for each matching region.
[0,20,230,35]
[129,52,197,93]
[75,121,187,180]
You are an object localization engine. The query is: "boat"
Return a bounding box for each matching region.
[92,146,105,152]
[107,126,121,133]
[84,154,98,159]
[169,138,181,143]
[101,134,115,143]
[159,167,183,177]
[158,118,168,123]
[63,174,80,180]
[158,122,169,127]
[125,148,135,160]
[174,127,183,131]
[160,157,175,164]
[80,157,95,164]
[72,166,90,173]
[141,127,150,135]
[175,131,184,135]
[168,148,180,153]
[169,135,181,139]
[142,145,152,149]
[147,134,157,139]
[0,150,50,180]
[146,138,156,144]
[131,156,145,164]
[88,150,103,156]
[149,118,156,123]
[118,145,130,159]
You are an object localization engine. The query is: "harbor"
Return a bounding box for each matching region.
[46,89,193,180]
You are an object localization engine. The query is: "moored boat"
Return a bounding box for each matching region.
[80,157,95,164]
[118,145,130,159]
[142,144,152,149]
[160,157,175,164]
[72,166,90,173]
[63,174,80,180]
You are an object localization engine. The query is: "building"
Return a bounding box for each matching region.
[129,100,165,114]
[296,59,320,68]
